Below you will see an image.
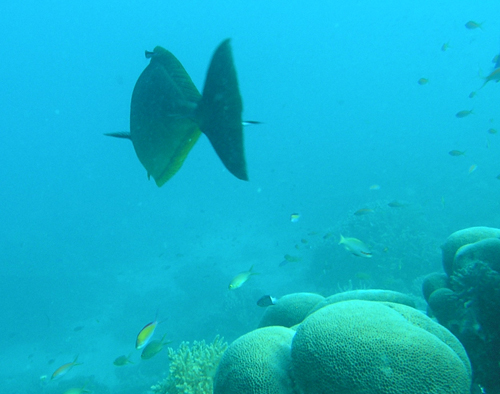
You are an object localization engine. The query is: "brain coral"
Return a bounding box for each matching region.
[258,292,324,328]
[307,289,415,315]
[213,326,295,394]
[291,300,471,394]
[441,226,500,275]
[453,237,500,272]
[422,272,449,302]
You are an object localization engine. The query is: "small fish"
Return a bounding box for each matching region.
[468,164,477,174]
[136,315,158,349]
[417,78,429,85]
[354,208,374,216]
[51,356,82,380]
[290,213,300,223]
[449,150,466,156]
[257,295,277,307]
[441,42,451,52]
[339,235,372,258]
[113,353,134,366]
[283,254,302,263]
[480,68,500,89]
[63,384,91,394]
[300,238,308,244]
[388,200,406,208]
[141,334,171,360]
[465,21,484,30]
[369,184,380,190]
[469,91,477,98]
[456,109,474,118]
[229,265,259,289]
[323,231,334,239]
[488,128,497,134]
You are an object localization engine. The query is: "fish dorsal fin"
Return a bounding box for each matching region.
[196,39,248,181]
[149,46,201,105]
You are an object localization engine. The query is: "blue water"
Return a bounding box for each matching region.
[1,1,500,392]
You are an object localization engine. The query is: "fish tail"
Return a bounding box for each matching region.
[196,39,248,181]
[339,234,345,245]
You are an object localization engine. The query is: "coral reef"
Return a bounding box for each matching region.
[292,301,470,394]
[424,226,500,394]
[213,326,295,394]
[258,292,324,328]
[213,299,471,394]
[151,335,227,394]
[307,289,415,315]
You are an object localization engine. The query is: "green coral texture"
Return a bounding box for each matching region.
[151,335,227,394]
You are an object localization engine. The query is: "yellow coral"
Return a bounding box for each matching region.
[152,335,228,394]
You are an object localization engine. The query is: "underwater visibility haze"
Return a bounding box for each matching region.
[1,0,500,393]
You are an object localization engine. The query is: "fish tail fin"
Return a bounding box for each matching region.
[339,234,345,245]
[196,39,248,181]
[104,132,132,140]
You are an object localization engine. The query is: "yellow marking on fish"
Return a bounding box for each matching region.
[290,213,300,223]
[468,164,477,174]
[51,356,82,380]
[417,78,429,85]
[339,235,372,258]
[136,317,158,349]
[229,265,259,289]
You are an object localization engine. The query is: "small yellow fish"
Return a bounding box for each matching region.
[354,208,374,216]
[229,265,259,289]
[63,384,91,394]
[417,78,429,85]
[51,356,82,380]
[369,184,381,190]
[141,334,171,360]
[465,20,484,30]
[113,353,134,366]
[468,164,477,174]
[441,42,450,52]
[449,150,466,156]
[456,109,474,118]
[469,91,477,98]
[290,213,300,223]
[488,128,497,134]
[136,315,158,349]
[339,235,372,258]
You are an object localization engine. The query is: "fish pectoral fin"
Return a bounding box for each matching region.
[104,131,132,140]
[196,39,248,181]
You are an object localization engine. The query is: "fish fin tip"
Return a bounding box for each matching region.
[104,131,132,140]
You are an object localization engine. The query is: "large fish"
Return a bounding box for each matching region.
[106,39,247,186]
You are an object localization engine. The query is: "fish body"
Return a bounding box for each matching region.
[480,68,500,89]
[417,78,428,85]
[339,235,372,258]
[229,265,259,289]
[465,20,484,30]
[456,109,474,118]
[488,128,497,134]
[388,200,406,208]
[63,385,91,394]
[354,208,374,216]
[290,213,300,223]
[136,317,158,349]
[113,354,134,366]
[469,91,477,98]
[106,39,247,186]
[449,150,466,156]
[257,295,277,307]
[468,164,477,174]
[369,184,380,190]
[141,334,171,360]
[441,42,450,51]
[51,356,82,380]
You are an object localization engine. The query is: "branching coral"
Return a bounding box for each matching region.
[151,335,228,394]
